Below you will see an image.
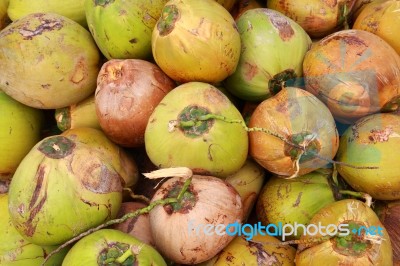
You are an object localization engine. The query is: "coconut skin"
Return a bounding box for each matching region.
[256,169,337,240]
[267,0,355,38]
[224,8,312,101]
[336,113,400,200]
[149,175,243,264]
[0,194,69,265]
[7,0,87,27]
[303,29,400,124]
[95,59,175,148]
[145,82,249,178]
[61,229,167,266]
[200,234,296,265]
[151,0,241,83]
[249,87,339,177]
[0,13,100,109]
[353,0,400,55]
[61,127,139,189]
[296,199,393,265]
[0,90,43,180]
[85,0,168,59]
[8,134,124,246]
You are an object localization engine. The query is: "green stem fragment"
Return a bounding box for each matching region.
[339,190,372,207]
[115,248,133,263]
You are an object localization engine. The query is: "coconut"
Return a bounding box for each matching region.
[256,169,338,241]
[7,0,87,26]
[353,0,400,55]
[149,175,243,264]
[295,199,393,265]
[0,13,100,109]
[61,229,166,266]
[303,29,400,124]
[249,87,339,177]
[7,133,124,246]
[95,59,175,147]
[85,0,167,59]
[267,0,356,38]
[224,8,312,101]
[336,113,400,200]
[224,159,266,221]
[0,90,43,181]
[0,194,69,265]
[151,0,241,83]
[144,82,248,178]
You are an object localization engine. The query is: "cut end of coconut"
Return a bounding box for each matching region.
[143,167,193,180]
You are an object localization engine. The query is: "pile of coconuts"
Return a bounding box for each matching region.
[1,0,400,265]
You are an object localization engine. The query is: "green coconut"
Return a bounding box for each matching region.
[7,0,87,27]
[85,0,168,59]
[256,169,338,241]
[62,229,167,266]
[336,113,400,200]
[0,194,68,265]
[0,12,100,109]
[8,134,124,246]
[0,90,43,181]
[151,0,241,83]
[224,8,312,101]
[144,82,248,178]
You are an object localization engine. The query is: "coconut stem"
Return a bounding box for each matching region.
[123,187,151,204]
[115,248,133,263]
[40,176,193,266]
[174,114,378,171]
[339,190,372,207]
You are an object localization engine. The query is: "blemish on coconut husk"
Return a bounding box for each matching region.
[80,165,123,194]
[23,166,48,237]
[157,5,180,36]
[248,241,279,265]
[244,62,258,81]
[320,33,368,47]
[368,127,394,143]
[264,10,294,41]
[71,58,87,84]
[292,192,303,207]
[18,15,63,40]
[38,136,76,159]
[29,165,46,209]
